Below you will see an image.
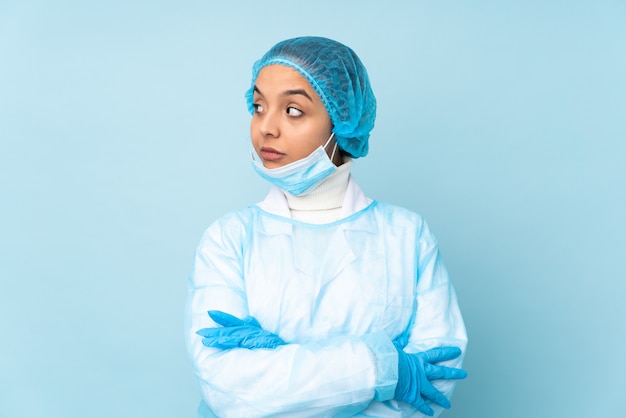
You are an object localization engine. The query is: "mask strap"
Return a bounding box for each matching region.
[324,132,338,164]
[323,132,335,149]
[330,142,338,163]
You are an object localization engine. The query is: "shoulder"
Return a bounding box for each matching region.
[197,206,259,247]
[371,201,439,244]
[373,201,426,228]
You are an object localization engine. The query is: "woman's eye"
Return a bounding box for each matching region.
[286,107,303,117]
[253,103,264,113]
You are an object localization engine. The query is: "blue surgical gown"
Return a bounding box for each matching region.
[186,178,467,417]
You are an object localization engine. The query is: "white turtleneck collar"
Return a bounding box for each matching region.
[283,158,352,223]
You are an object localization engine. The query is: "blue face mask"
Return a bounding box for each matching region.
[251,133,338,196]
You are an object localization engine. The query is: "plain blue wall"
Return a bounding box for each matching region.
[1,1,625,417]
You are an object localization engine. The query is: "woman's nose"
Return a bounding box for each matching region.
[258,111,279,137]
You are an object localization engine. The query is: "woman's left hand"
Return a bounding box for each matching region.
[196,310,286,349]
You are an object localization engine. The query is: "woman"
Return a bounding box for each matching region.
[186,36,468,417]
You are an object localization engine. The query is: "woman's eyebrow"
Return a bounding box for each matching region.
[253,86,313,102]
[283,89,313,102]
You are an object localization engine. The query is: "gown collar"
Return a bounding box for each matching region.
[256,175,372,221]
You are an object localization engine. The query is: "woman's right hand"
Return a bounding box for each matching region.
[196,310,286,349]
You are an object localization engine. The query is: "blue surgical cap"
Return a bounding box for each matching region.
[245,36,376,158]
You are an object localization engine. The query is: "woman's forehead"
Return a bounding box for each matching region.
[254,64,321,103]
[255,65,312,90]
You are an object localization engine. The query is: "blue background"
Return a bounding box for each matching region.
[1,1,625,417]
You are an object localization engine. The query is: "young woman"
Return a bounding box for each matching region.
[185,36,468,418]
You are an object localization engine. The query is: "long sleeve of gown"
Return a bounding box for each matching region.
[400,220,468,418]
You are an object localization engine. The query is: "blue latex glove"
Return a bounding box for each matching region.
[394,343,467,416]
[196,310,286,349]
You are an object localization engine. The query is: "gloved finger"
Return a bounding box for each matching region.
[202,336,282,349]
[201,332,285,349]
[419,346,462,364]
[200,335,249,349]
[196,325,257,338]
[196,326,233,338]
[198,326,284,345]
[207,310,246,327]
[208,310,263,328]
[242,316,261,328]
[424,363,468,380]
[240,334,286,349]
[239,328,285,345]
[420,379,451,409]
[199,328,266,348]
[414,400,435,416]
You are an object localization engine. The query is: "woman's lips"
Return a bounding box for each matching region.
[260,147,285,162]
